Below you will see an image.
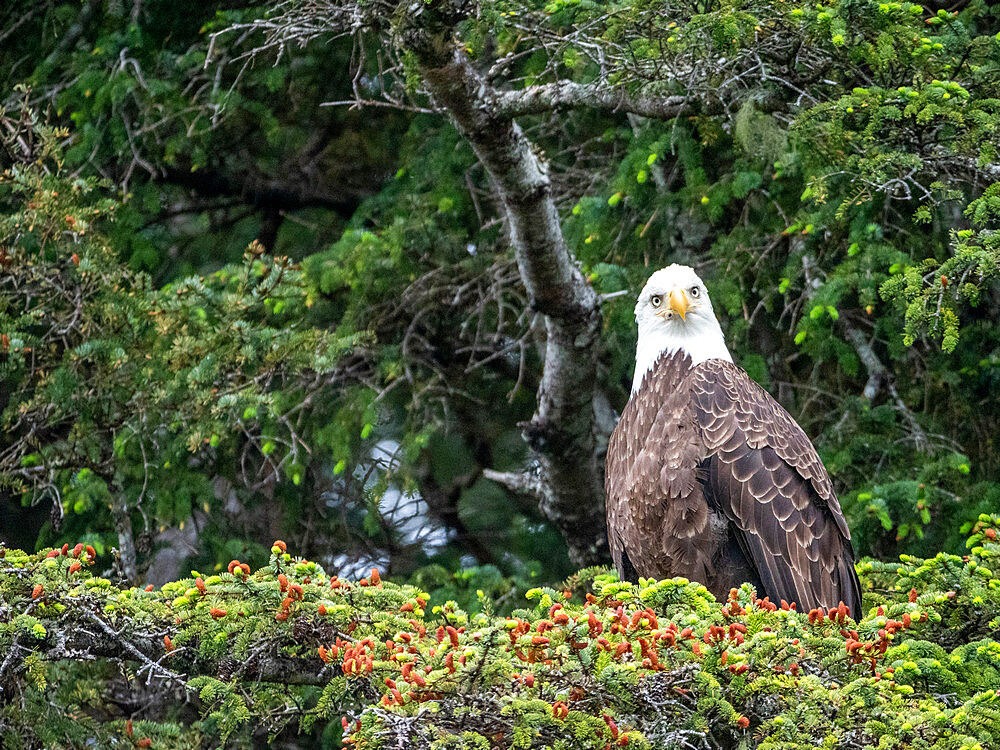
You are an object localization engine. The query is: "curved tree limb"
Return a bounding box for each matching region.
[397,7,608,565]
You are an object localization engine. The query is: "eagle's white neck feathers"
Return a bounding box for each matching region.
[631,264,733,394]
[632,316,732,392]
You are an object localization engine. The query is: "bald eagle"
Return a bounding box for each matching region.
[605,264,862,616]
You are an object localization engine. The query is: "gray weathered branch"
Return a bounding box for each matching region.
[842,322,929,452]
[841,324,886,402]
[945,155,1000,185]
[112,493,139,586]
[481,469,542,497]
[493,82,691,121]
[399,9,608,565]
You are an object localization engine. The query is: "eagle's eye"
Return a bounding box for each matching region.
[650,294,662,308]
[690,286,700,298]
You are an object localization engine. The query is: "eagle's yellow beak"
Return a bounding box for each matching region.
[669,287,689,321]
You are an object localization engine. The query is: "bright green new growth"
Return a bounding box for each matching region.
[4,518,1000,748]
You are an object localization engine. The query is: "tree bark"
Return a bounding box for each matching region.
[111,493,139,586]
[494,82,690,120]
[398,10,608,565]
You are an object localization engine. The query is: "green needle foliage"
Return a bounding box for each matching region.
[5,518,1000,748]
[0,105,352,574]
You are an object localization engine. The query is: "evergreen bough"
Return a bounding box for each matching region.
[4,518,1000,748]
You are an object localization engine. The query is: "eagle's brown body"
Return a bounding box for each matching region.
[606,349,862,616]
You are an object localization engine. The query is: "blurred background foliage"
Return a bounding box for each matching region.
[1,0,1000,613]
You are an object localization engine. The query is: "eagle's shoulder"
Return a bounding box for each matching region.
[611,350,696,445]
[688,358,848,537]
[607,349,700,499]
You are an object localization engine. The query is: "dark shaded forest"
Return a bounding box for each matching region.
[2,0,1000,747]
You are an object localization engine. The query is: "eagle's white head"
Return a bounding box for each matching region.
[632,263,733,393]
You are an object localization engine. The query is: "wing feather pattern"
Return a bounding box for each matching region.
[691,360,862,616]
[606,352,715,586]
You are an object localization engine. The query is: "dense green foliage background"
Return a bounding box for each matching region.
[3,0,999,592]
[2,0,1000,745]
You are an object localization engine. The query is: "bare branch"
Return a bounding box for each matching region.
[943,155,1000,185]
[493,82,692,121]
[481,469,543,498]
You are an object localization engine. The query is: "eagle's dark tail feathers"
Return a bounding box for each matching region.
[837,552,864,622]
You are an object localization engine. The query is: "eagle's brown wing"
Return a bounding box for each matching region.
[606,351,714,585]
[691,360,862,616]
